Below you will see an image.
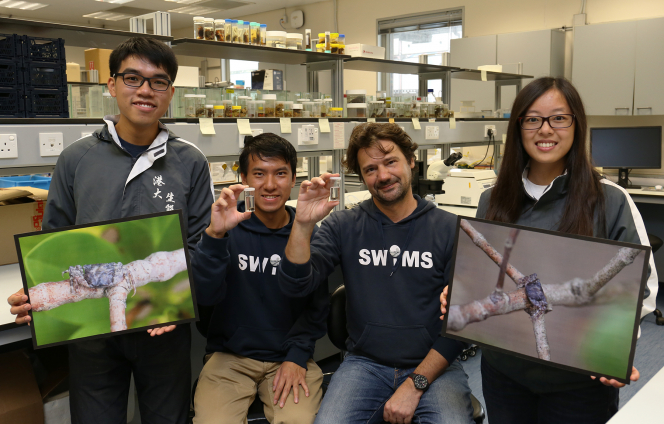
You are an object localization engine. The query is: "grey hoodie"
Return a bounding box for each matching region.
[42,116,214,252]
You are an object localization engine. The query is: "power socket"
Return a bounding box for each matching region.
[484,125,496,137]
[298,125,318,145]
[425,126,440,140]
[39,132,64,157]
[0,134,18,159]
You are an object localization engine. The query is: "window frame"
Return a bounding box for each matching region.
[376,7,465,94]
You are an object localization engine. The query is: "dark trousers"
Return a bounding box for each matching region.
[481,356,619,424]
[69,325,191,424]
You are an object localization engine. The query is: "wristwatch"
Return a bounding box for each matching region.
[408,373,429,392]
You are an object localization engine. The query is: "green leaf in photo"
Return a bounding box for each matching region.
[33,310,81,346]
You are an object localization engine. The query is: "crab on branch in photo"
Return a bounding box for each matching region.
[442,217,650,384]
[14,211,198,349]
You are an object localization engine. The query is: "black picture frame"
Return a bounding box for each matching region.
[441,216,650,385]
[14,210,199,350]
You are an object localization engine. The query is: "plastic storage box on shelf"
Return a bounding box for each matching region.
[69,85,102,118]
[0,88,24,118]
[346,89,366,105]
[347,103,367,118]
[345,44,385,59]
[286,33,303,50]
[102,92,119,116]
[266,31,287,48]
[328,107,342,118]
[185,94,206,118]
[0,175,52,190]
[368,101,385,118]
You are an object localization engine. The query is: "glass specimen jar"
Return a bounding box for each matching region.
[292,103,303,117]
[222,99,233,117]
[368,101,385,118]
[255,100,265,117]
[286,33,303,50]
[282,101,294,117]
[204,18,215,41]
[214,19,225,41]
[213,105,225,117]
[329,177,341,201]
[266,31,287,48]
[263,94,276,117]
[346,103,367,119]
[244,187,255,212]
[231,105,242,118]
[328,107,342,118]
[205,104,214,118]
[185,94,206,118]
[194,16,205,40]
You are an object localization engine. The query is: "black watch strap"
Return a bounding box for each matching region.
[408,373,429,392]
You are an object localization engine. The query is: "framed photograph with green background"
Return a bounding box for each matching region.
[15,211,198,349]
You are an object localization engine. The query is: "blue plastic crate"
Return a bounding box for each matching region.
[0,175,51,190]
[23,61,67,89]
[0,34,21,59]
[0,87,25,118]
[0,58,24,88]
[25,88,69,118]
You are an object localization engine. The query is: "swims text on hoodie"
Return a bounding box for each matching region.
[191,202,329,369]
[279,195,465,368]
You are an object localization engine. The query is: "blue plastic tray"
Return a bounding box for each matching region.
[0,175,51,190]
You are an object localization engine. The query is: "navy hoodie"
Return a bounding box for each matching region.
[191,202,329,369]
[279,195,465,368]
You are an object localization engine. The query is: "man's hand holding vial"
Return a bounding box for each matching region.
[206,184,254,239]
[293,173,341,228]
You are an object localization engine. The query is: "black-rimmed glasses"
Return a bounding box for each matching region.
[519,114,575,130]
[113,73,173,91]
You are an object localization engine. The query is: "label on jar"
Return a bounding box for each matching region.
[276,43,286,49]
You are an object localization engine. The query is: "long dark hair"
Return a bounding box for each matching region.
[485,77,605,237]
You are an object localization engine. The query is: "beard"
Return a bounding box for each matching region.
[371,173,412,206]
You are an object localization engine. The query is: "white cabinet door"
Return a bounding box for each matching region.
[497,29,565,111]
[572,21,636,116]
[634,17,664,115]
[450,35,496,113]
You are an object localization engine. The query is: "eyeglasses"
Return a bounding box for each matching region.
[518,114,575,130]
[113,73,173,91]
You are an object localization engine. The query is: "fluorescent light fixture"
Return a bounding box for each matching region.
[168,5,220,14]
[83,11,132,20]
[0,0,47,9]
[95,0,134,4]
[164,0,206,4]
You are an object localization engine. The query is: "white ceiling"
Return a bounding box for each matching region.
[0,0,321,30]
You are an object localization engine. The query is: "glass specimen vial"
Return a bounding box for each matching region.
[244,187,255,212]
[282,101,294,117]
[305,29,312,51]
[214,19,225,41]
[250,22,259,45]
[205,104,214,118]
[194,16,205,40]
[329,177,341,201]
[368,101,385,118]
[246,100,256,117]
[222,99,233,117]
[238,96,251,117]
[260,24,267,46]
[214,105,225,117]
[292,103,303,117]
[231,20,241,43]
[231,105,242,117]
[204,18,215,40]
[263,94,276,117]
[255,100,266,117]
[328,107,342,118]
[243,21,250,44]
[185,94,206,118]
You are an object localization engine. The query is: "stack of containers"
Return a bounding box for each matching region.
[0,34,69,118]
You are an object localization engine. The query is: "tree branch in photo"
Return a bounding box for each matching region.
[449,220,641,360]
[28,249,187,332]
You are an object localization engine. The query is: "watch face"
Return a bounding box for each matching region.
[411,374,428,390]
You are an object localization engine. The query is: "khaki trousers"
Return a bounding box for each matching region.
[193,352,323,424]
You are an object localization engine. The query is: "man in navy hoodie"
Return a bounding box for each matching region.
[279,123,474,424]
[191,133,328,424]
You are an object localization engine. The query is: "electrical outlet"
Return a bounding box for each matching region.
[298,125,318,145]
[425,126,440,140]
[484,125,496,137]
[39,133,64,157]
[0,134,18,159]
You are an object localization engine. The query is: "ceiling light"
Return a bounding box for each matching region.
[168,5,221,14]
[96,0,134,4]
[164,0,206,4]
[83,11,132,20]
[0,0,47,9]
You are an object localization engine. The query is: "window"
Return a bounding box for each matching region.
[229,59,258,87]
[378,9,463,96]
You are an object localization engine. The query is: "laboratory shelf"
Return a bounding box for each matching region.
[171,38,350,64]
[452,69,533,81]
[0,17,172,50]
[342,57,460,74]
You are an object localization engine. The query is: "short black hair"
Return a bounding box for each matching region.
[109,37,178,81]
[239,133,298,177]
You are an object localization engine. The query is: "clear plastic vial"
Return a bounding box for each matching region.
[260,24,267,46]
[329,177,341,201]
[305,29,312,51]
[244,187,255,212]
[224,19,232,42]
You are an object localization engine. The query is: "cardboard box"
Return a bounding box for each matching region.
[0,350,44,424]
[345,44,386,59]
[173,66,200,88]
[84,48,113,84]
[66,62,81,83]
[251,69,284,90]
[0,187,47,266]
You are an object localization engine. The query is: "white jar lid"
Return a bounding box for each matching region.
[287,33,303,39]
[255,100,265,104]
[314,99,324,102]
[244,187,255,192]
[266,31,287,37]
[262,94,277,100]
[369,101,385,104]
[303,102,315,105]
[323,98,333,102]
[238,96,251,99]
[347,103,367,108]
[205,104,213,108]
[297,99,310,102]
[102,92,112,97]
[184,94,197,97]
[195,94,206,98]
[346,89,367,95]
[194,16,204,20]
[292,104,303,109]
[283,101,293,105]
[204,18,214,23]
